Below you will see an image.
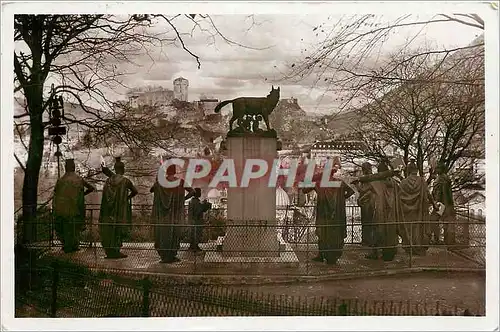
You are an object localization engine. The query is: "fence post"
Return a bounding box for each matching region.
[409,222,413,268]
[50,261,59,318]
[141,277,152,317]
[49,211,54,248]
[464,208,471,247]
[350,206,354,244]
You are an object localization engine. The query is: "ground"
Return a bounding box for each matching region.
[234,271,485,315]
[15,271,485,317]
[16,241,485,317]
[36,241,483,282]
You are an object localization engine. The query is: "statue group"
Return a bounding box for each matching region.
[52,156,455,265]
[300,159,455,264]
[53,158,211,262]
[353,160,455,262]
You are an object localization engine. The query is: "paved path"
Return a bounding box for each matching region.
[35,241,484,282]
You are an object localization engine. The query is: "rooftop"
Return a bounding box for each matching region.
[311,140,365,151]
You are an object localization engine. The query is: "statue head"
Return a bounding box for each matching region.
[406,161,418,176]
[377,161,389,173]
[268,86,280,104]
[65,159,76,173]
[328,156,341,176]
[114,157,125,175]
[361,162,372,175]
[166,164,177,176]
[194,188,202,198]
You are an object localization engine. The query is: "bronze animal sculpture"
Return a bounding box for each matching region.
[214,86,280,131]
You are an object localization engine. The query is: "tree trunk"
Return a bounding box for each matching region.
[416,146,424,177]
[21,97,45,244]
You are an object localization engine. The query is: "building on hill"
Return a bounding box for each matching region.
[272,97,307,117]
[128,86,174,108]
[282,97,299,106]
[193,96,221,117]
[127,77,190,108]
[173,77,189,101]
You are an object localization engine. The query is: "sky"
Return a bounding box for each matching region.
[13,13,482,115]
[117,14,482,114]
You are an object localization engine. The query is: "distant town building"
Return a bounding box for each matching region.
[194,96,220,116]
[173,77,189,101]
[283,97,298,105]
[309,140,366,173]
[128,87,174,108]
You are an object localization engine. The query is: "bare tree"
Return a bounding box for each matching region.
[284,14,484,113]
[14,14,259,243]
[341,42,484,191]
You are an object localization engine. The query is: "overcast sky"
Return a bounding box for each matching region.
[118,14,481,114]
[12,12,483,115]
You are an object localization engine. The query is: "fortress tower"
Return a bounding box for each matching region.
[173,77,189,101]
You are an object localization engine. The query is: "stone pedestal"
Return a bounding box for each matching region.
[221,136,281,257]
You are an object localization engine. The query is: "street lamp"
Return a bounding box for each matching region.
[47,95,67,178]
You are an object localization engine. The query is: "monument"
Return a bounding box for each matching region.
[205,87,298,263]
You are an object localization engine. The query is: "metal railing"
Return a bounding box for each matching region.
[18,202,485,276]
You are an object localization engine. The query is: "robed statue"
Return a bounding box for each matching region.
[214,86,280,132]
[432,162,456,245]
[188,188,212,252]
[398,161,431,255]
[150,164,195,263]
[53,159,96,253]
[355,162,403,261]
[303,162,355,265]
[99,157,138,259]
[356,162,375,247]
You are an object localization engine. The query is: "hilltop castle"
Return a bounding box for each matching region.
[127,77,189,108]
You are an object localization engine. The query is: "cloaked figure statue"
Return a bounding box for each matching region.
[356,162,376,250]
[398,161,431,255]
[188,188,212,252]
[355,162,403,261]
[53,159,96,253]
[99,157,138,259]
[303,161,355,265]
[432,162,456,245]
[150,164,195,263]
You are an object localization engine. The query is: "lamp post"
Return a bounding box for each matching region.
[47,95,66,178]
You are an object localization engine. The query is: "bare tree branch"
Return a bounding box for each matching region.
[284,14,484,114]
[14,14,258,242]
[14,153,26,172]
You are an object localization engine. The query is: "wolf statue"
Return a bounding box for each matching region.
[214,86,280,132]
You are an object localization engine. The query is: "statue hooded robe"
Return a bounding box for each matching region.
[398,162,430,255]
[188,188,212,251]
[53,159,95,253]
[99,158,137,259]
[151,164,194,263]
[432,162,456,244]
[357,162,403,261]
[305,163,354,265]
[356,162,375,247]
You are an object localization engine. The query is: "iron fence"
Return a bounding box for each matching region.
[16,263,484,317]
[16,204,484,244]
[18,204,485,276]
